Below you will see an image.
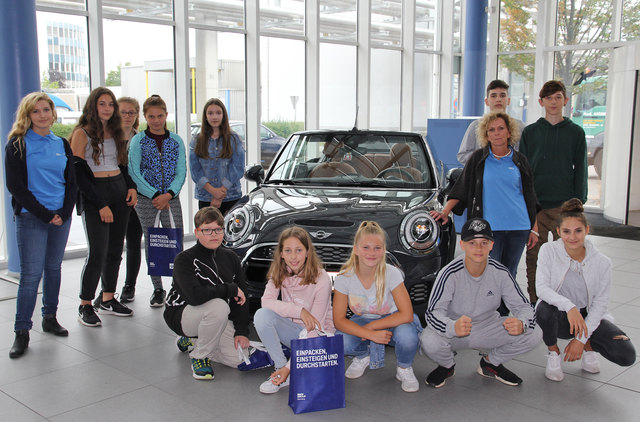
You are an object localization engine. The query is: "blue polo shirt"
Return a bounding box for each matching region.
[22,128,67,213]
[482,148,530,231]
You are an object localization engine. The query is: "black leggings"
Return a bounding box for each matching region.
[124,207,142,287]
[79,174,130,300]
[536,301,636,366]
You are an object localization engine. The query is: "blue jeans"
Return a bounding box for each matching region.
[15,213,71,331]
[337,314,421,369]
[253,308,304,368]
[489,229,530,279]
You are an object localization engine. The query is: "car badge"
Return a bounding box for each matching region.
[310,230,332,240]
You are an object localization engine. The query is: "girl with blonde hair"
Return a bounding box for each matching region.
[254,226,334,394]
[333,221,421,392]
[6,92,77,357]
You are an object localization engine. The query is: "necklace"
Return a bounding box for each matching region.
[492,149,511,159]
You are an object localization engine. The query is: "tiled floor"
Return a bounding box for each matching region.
[1,235,639,421]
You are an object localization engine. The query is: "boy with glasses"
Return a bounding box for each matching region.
[163,207,250,379]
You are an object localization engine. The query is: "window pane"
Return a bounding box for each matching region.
[261,37,304,144]
[371,0,401,47]
[497,53,535,122]
[319,43,356,129]
[622,0,640,41]
[413,53,438,133]
[103,20,175,128]
[416,0,438,50]
[556,0,612,46]
[36,0,85,10]
[190,30,245,123]
[260,0,304,36]
[37,11,90,250]
[499,0,536,51]
[38,12,89,92]
[451,55,461,117]
[554,49,610,207]
[320,0,357,42]
[370,49,401,130]
[102,0,173,21]
[188,0,244,29]
[453,0,461,53]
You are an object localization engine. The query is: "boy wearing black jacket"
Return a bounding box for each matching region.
[164,207,250,380]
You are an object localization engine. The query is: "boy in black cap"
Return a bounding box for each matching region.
[420,218,542,388]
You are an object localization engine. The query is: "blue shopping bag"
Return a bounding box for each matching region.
[288,329,345,414]
[147,209,183,276]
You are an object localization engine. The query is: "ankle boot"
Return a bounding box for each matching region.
[9,330,29,358]
[42,315,69,337]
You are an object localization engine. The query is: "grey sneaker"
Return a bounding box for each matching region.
[150,289,166,307]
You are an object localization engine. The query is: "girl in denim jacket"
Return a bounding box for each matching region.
[189,98,245,215]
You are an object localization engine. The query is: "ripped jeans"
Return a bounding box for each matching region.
[337,313,422,369]
[536,301,636,366]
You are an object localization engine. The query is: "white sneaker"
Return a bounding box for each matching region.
[345,355,370,379]
[545,351,564,382]
[582,351,601,374]
[259,376,290,394]
[396,366,419,392]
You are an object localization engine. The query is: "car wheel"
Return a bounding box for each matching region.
[594,149,603,179]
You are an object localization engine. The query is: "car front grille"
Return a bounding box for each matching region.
[408,282,430,305]
[245,243,353,268]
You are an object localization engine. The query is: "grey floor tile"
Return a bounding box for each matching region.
[608,284,640,305]
[616,259,640,274]
[1,360,148,418]
[607,362,640,392]
[0,391,46,422]
[0,338,93,386]
[610,304,640,329]
[49,386,211,422]
[611,270,639,288]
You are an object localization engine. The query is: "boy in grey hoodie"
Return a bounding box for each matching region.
[421,218,542,388]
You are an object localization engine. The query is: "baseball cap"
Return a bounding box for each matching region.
[461,218,493,242]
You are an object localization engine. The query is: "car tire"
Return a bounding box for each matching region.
[594,149,603,179]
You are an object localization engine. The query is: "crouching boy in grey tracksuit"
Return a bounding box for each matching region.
[421,218,542,388]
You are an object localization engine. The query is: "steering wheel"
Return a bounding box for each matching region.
[376,167,416,182]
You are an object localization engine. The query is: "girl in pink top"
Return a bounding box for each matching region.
[254,226,334,394]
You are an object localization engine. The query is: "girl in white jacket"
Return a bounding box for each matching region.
[536,199,635,382]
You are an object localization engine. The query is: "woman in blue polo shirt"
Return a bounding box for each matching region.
[430,112,539,292]
[5,92,77,358]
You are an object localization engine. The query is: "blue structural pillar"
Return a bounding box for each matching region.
[0,1,40,273]
[462,0,488,117]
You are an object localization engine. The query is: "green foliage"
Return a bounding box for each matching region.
[41,71,59,89]
[51,123,75,140]
[262,120,304,139]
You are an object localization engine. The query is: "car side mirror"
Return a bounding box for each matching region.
[244,164,265,185]
[438,167,462,204]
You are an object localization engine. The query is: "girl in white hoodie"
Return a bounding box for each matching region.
[536,198,635,382]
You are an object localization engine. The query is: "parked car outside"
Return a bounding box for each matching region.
[223,129,457,324]
[190,121,286,169]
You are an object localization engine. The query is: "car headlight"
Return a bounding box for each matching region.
[224,205,254,247]
[400,211,439,252]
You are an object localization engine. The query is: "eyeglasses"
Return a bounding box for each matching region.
[199,228,224,236]
[120,111,138,117]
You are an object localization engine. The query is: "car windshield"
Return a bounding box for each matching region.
[266,132,436,189]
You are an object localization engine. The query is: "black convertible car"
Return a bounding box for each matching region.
[223,129,456,324]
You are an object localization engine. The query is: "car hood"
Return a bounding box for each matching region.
[241,185,438,244]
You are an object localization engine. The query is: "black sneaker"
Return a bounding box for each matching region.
[150,288,166,307]
[99,299,134,317]
[477,357,522,386]
[78,304,102,327]
[426,364,455,388]
[120,284,135,302]
[93,291,102,309]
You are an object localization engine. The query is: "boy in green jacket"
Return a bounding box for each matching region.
[519,80,588,303]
